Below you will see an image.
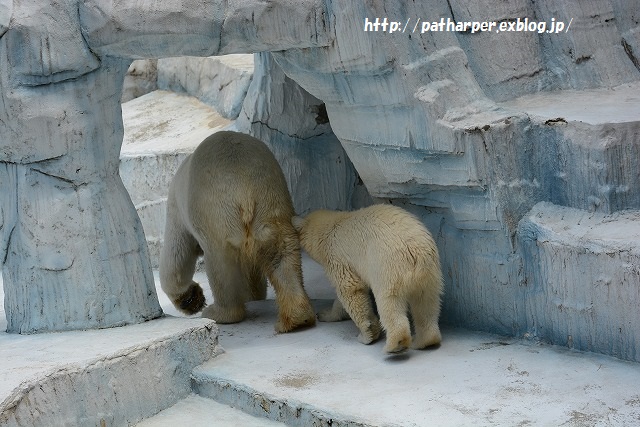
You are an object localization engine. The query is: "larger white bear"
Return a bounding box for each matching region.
[160,131,316,332]
[292,204,443,353]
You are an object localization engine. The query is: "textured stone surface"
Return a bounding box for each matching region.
[0,0,11,36]
[192,298,640,427]
[80,0,331,58]
[235,52,372,215]
[518,202,640,361]
[158,54,254,119]
[0,51,163,334]
[136,394,287,427]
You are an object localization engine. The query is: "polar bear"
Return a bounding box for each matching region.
[292,204,443,353]
[160,131,316,333]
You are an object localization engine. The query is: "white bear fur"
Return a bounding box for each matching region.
[292,204,443,353]
[160,131,316,332]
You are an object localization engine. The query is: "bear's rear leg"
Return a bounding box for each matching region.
[409,286,442,349]
[327,266,381,345]
[201,248,247,324]
[376,294,412,353]
[247,266,268,301]
[268,247,315,333]
[159,209,206,315]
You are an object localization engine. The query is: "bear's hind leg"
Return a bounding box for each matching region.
[159,209,205,315]
[327,265,381,345]
[201,248,247,324]
[376,292,412,353]
[409,284,442,349]
[247,266,268,301]
[267,243,316,333]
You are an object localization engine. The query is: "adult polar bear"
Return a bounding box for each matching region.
[293,204,443,353]
[160,131,316,332]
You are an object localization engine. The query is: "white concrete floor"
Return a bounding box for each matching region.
[195,299,640,426]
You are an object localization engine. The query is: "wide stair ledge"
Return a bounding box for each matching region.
[518,201,640,362]
[175,299,640,426]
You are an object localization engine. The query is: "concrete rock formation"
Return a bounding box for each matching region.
[158,55,254,119]
[234,52,372,215]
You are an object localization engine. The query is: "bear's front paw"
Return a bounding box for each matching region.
[317,299,350,322]
[175,283,206,315]
[275,302,316,333]
[202,304,246,324]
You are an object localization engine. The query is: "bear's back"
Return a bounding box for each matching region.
[344,204,431,241]
[334,204,438,275]
[181,131,296,249]
[187,131,292,208]
[191,131,286,187]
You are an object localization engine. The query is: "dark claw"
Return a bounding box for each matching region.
[177,284,206,314]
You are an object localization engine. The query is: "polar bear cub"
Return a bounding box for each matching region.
[160,131,316,333]
[292,204,443,353]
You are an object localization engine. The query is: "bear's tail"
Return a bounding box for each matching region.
[237,202,276,255]
[238,201,257,256]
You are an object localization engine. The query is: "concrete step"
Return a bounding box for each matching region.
[498,82,640,214]
[190,299,640,427]
[518,201,640,362]
[135,394,286,427]
[0,311,219,427]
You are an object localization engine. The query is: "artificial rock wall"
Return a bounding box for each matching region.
[234,52,372,215]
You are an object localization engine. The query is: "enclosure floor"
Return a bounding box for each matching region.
[2,256,640,426]
[190,293,640,426]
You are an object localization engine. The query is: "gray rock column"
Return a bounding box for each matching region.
[0,0,331,333]
[0,56,163,333]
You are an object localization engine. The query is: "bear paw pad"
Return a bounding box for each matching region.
[176,283,206,315]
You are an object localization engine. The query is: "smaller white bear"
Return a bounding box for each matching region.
[292,204,443,353]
